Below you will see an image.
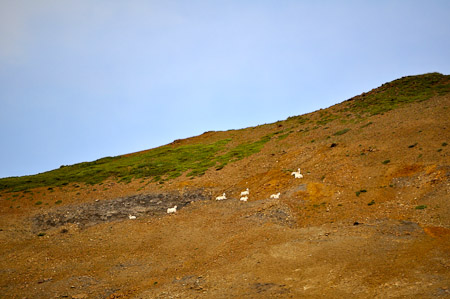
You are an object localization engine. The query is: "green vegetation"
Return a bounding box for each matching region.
[367,200,375,206]
[415,205,427,210]
[356,189,367,197]
[316,111,340,126]
[382,159,391,165]
[277,133,290,140]
[360,122,373,128]
[287,115,309,125]
[0,135,274,192]
[347,73,450,115]
[312,202,327,208]
[333,128,351,136]
[2,73,448,193]
[214,135,272,171]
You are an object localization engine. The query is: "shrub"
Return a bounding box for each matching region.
[415,205,427,210]
[356,189,367,196]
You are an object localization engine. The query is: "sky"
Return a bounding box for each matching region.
[1,0,449,178]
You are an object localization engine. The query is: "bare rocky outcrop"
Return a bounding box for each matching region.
[32,191,208,231]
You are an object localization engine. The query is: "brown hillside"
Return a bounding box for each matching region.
[0,73,449,298]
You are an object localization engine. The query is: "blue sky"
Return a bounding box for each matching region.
[1,0,449,178]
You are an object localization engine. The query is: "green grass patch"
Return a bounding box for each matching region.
[415,205,427,210]
[347,73,450,115]
[316,111,340,126]
[382,159,391,165]
[333,128,351,136]
[287,115,309,125]
[0,135,274,192]
[277,133,290,140]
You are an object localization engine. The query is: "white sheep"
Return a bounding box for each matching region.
[240,196,248,202]
[216,193,227,200]
[167,205,177,214]
[291,168,303,179]
[240,188,249,196]
[128,215,136,220]
[270,192,281,199]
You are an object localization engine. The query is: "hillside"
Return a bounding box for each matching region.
[0,72,449,298]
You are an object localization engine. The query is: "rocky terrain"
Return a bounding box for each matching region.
[0,73,449,298]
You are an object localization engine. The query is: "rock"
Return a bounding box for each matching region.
[37,277,52,284]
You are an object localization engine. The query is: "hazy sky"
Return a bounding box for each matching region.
[1,0,449,178]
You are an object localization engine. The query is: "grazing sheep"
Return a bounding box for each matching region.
[240,188,249,196]
[270,192,281,199]
[128,215,136,220]
[216,193,227,200]
[291,168,303,179]
[167,205,177,214]
[240,196,248,202]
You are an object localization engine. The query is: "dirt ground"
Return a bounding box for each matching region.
[1,94,449,298]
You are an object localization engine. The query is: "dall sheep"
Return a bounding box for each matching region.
[216,193,227,200]
[270,192,281,199]
[240,188,249,196]
[167,205,177,214]
[128,215,136,220]
[291,168,303,179]
[240,196,248,202]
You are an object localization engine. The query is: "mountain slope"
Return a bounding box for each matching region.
[0,72,449,298]
[1,72,449,192]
